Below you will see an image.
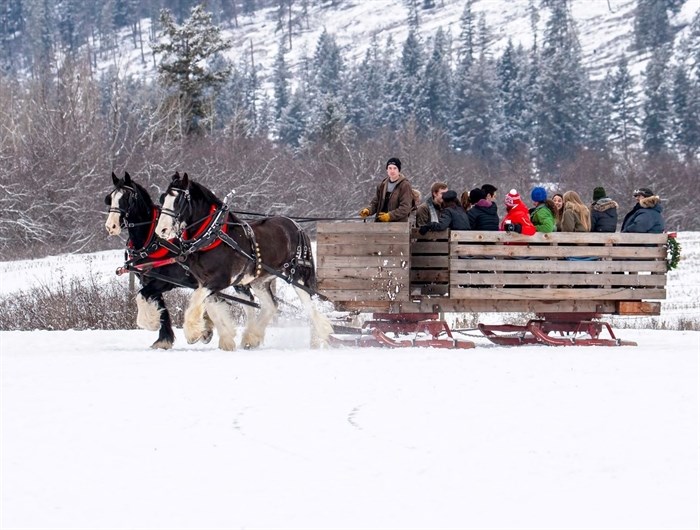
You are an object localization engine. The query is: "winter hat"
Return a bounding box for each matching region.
[504,189,521,208]
[442,190,458,203]
[530,186,547,203]
[386,157,401,172]
[593,186,607,201]
[633,187,654,198]
[468,187,486,204]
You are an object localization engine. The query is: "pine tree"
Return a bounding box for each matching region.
[609,55,640,158]
[345,35,386,136]
[534,0,591,171]
[457,0,475,68]
[311,29,343,99]
[497,39,531,160]
[588,72,614,154]
[277,88,308,147]
[416,28,452,132]
[394,29,425,123]
[153,5,232,135]
[671,64,700,159]
[272,40,290,120]
[635,0,672,50]
[641,46,672,155]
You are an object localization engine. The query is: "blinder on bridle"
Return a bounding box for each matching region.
[159,186,191,222]
[105,185,138,225]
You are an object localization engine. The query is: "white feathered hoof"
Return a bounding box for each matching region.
[151,339,173,350]
[218,335,236,351]
[242,329,264,349]
[136,294,161,331]
[200,329,214,344]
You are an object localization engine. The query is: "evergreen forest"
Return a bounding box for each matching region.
[1,0,699,258]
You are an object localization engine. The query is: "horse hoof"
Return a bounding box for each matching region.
[218,338,236,351]
[151,340,173,350]
[200,330,214,344]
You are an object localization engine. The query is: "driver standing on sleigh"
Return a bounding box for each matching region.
[359,157,414,223]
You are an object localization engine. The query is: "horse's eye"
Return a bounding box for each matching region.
[159,193,166,204]
[104,194,111,205]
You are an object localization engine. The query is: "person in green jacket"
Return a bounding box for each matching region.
[529,187,557,232]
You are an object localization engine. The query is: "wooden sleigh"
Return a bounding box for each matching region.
[316,223,668,348]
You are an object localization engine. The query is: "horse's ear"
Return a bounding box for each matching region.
[172,171,180,182]
[182,173,189,188]
[124,171,132,185]
[112,172,119,186]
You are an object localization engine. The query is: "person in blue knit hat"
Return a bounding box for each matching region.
[529,186,556,233]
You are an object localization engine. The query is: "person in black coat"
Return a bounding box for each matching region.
[466,188,500,230]
[590,186,618,232]
[419,190,470,234]
[621,187,665,233]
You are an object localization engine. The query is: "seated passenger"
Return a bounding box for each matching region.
[621,187,665,233]
[560,191,591,232]
[415,181,447,226]
[466,188,499,230]
[418,190,470,234]
[590,186,618,233]
[529,186,557,233]
[499,189,536,235]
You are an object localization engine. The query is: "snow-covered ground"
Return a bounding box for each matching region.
[2,327,698,530]
[1,232,699,529]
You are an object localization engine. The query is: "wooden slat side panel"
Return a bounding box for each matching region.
[317,222,410,234]
[449,272,667,287]
[450,259,668,273]
[411,270,450,282]
[411,256,449,268]
[450,230,668,245]
[333,300,619,314]
[319,256,409,268]
[449,287,666,300]
[450,244,665,259]
[318,233,409,245]
[410,241,450,254]
[317,243,410,257]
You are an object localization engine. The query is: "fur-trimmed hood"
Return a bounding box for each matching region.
[591,197,619,212]
[639,195,661,208]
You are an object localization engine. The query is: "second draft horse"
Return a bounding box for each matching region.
[155,172,332,350]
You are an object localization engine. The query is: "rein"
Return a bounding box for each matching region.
[230,209,362,222]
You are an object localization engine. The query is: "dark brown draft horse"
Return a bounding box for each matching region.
[155,172,332,350]
[105,171,207,349]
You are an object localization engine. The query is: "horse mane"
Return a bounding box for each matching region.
[187,179,223,208]
[130,180,154,209]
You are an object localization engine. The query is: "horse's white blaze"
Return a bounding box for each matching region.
[105,190,124,235]
[135,293,161,331]
[184,287,211,344]
[155,191,178,239]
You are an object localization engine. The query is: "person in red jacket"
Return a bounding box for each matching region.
[499,189,536,235]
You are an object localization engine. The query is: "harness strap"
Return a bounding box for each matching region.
[116,262,260,309]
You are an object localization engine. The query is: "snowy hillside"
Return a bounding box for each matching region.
[113,0,700,90]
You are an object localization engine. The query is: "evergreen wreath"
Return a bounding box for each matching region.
[666,235,681,271]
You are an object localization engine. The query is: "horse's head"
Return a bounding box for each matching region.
[156,172,191,239]
[105,171,136,235]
